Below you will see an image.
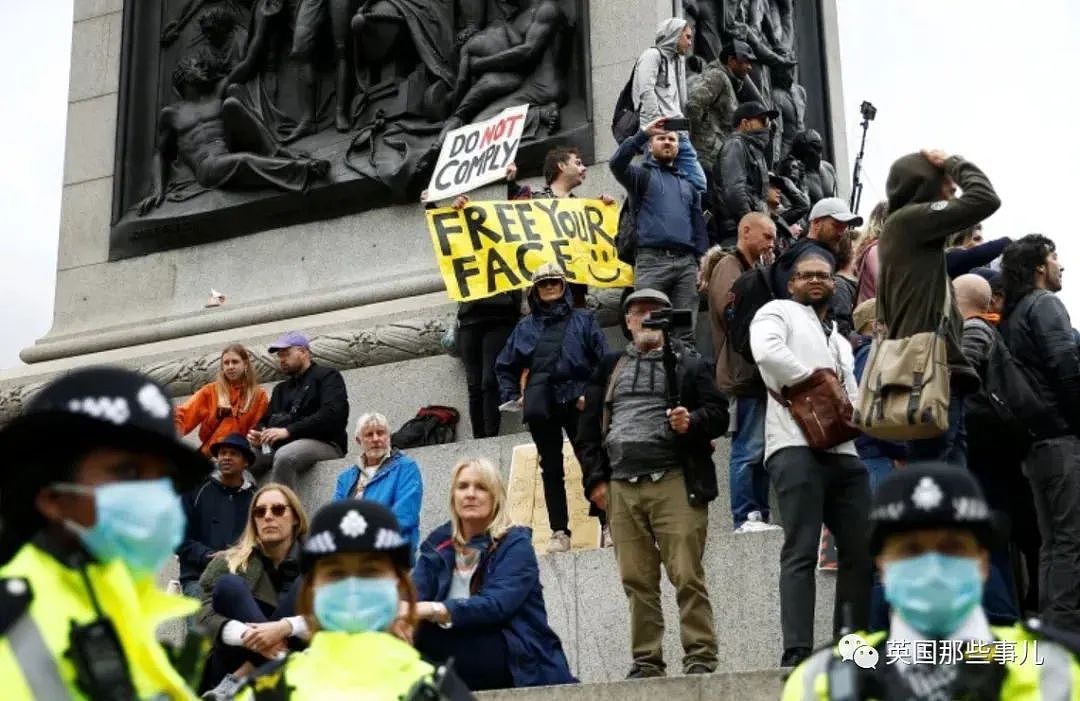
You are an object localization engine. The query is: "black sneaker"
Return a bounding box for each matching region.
[626,664,666,679]
[780,647,812,668]
[685,663,713,675]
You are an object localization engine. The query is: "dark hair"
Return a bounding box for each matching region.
[834,230,856,271]
[1001,234,1056,317]
[720,44,736,63]
[793,250,835,273]
[542,146,581,185]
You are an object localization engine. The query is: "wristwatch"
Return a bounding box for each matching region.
[433,602,452,629]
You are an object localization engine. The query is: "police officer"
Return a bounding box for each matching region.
[782,463,1080,700]
[232,500,473,700]
[0,367,212,700]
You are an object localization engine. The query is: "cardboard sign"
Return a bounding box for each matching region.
[426,105,529,200]
[427,198,634,301]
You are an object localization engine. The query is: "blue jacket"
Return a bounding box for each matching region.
[853,340,908,461]
[413,523,576,688]
[332,450,423,561]
[177,471,256,584]
[495,287,608,405]
[609,130,708,256]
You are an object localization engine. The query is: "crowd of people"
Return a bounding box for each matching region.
[3,16,1080,701]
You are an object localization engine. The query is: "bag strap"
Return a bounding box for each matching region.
[602,354,631,437]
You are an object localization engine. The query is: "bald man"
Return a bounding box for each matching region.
[700,211,780,532]
[955,273,992,321]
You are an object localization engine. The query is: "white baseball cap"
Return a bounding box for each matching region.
[809,197,864,227]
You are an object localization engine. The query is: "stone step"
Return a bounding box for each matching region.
[476,670,787,701]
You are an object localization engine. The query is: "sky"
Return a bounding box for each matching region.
[1,1,1079,370]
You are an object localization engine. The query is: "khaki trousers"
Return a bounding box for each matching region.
[609,470,717,672]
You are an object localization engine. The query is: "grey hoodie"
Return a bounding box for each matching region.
[633,18,689,127]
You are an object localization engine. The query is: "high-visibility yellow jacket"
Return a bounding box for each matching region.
[235,630,434,700]
[782,625,1080,700]
[0,541,199,700]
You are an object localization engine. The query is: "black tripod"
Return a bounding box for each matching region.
[850,101,876,215]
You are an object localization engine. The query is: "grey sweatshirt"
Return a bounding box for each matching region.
[633,18,689,127]
[604,344,683,479]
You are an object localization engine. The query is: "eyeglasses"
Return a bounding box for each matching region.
[536,278,563,288]
[254,503,289,519]
[791,271,833,282]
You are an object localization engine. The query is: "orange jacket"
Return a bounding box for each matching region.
[174,383,269,455]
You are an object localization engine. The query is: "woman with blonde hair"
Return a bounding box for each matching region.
[412,457,576,690]
[854,199,889,305]
[176,343,269,455]
[231,500,467,700]
[197,484,310,699]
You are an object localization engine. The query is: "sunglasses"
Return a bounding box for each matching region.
[792,271,833,282]
[536,278,563,288]
[254,503,289,519]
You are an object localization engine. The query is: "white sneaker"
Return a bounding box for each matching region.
[202,673,245,700]
[547,530,572,553]
[600,525,614,548]
[734,511,782,534]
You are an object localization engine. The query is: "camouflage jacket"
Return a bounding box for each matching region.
[686,62,738,171]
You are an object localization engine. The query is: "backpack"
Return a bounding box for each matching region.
[390,405,460,448]
[611,48,666,144]
[614,168,652,266]
[725,265,777,364]
[966,325,1045,455]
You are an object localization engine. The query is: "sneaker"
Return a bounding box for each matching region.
[684,663,713,675]
[734,511,782,534]
[600,525,614,548]
[626,663,666,679]
[202,674,246,700]
[547,530,571,553]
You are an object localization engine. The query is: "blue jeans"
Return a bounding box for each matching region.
[862,456,894,493]
[676,132,707,193]
[906,391,967,470]
[730,395,769,528]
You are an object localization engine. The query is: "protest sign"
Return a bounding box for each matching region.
[427,198,634,301]
[426,105,529,201]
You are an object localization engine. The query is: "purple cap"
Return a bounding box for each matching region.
[268,331,310,353]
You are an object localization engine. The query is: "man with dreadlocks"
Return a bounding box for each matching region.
[137,51,329,215]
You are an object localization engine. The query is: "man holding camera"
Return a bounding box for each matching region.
[249,332,349,489]
[578,288,729,678]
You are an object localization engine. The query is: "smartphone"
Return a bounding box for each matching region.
[664,117,690,132]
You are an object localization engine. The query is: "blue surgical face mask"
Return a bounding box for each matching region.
[314,576,399,633]
[54,478,186,575]
[883,552,983,638]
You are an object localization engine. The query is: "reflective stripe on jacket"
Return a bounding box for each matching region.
[0,542,198,700]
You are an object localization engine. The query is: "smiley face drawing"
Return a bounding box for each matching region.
[852,645,879,670]
[587,247,625,283]
[838,633,868,662]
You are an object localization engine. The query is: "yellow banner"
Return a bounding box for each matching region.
[427,198,634,301]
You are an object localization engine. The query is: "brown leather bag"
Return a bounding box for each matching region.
[769,368,861,451]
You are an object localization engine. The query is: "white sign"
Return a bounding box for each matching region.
[427,104,529,200]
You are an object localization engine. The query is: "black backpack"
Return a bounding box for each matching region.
[611,48,665,144]
[966,326,1046,455]
[725,265,777,363]
[390,406,460,448]
[614,167,653,266]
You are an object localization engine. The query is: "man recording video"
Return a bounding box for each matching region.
[577,288,729,678]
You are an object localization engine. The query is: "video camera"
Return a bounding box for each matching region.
[860,100,877,122]
[641,308,694,331]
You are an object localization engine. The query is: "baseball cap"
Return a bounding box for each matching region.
[721,39,756,62]
[622,288,672,311]
[268,331,310,353]
[809,197,864,227]
[732,101,779,129]
[868,462,1000,555]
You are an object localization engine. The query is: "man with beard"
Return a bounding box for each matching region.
[778,129,838,208]
[578,289,728,678]
[248,332,349,489]
[685,39,763,172]
[1001,234,1080,631]
[713,101,776,246]
[750,253,871,667]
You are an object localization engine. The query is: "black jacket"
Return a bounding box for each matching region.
[177,472,256,584]
[1001,290,1080,438]
[262,362,349,453]
[577,345,729,507]
[712,128,770,241]
[457,290,522,329]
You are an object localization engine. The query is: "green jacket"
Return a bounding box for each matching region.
[196,544,301,641]
[685,61,738,171]
[782,625,1080,700]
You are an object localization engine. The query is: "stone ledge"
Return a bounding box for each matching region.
[476,669,787,700]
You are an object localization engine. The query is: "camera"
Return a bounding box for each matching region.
[641,308,694,330]
[860,101,877,122]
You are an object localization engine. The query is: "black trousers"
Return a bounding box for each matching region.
[766,447,872,653]
[458,322,515,439]
[528,400,582,535]
[415,622,514,691]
